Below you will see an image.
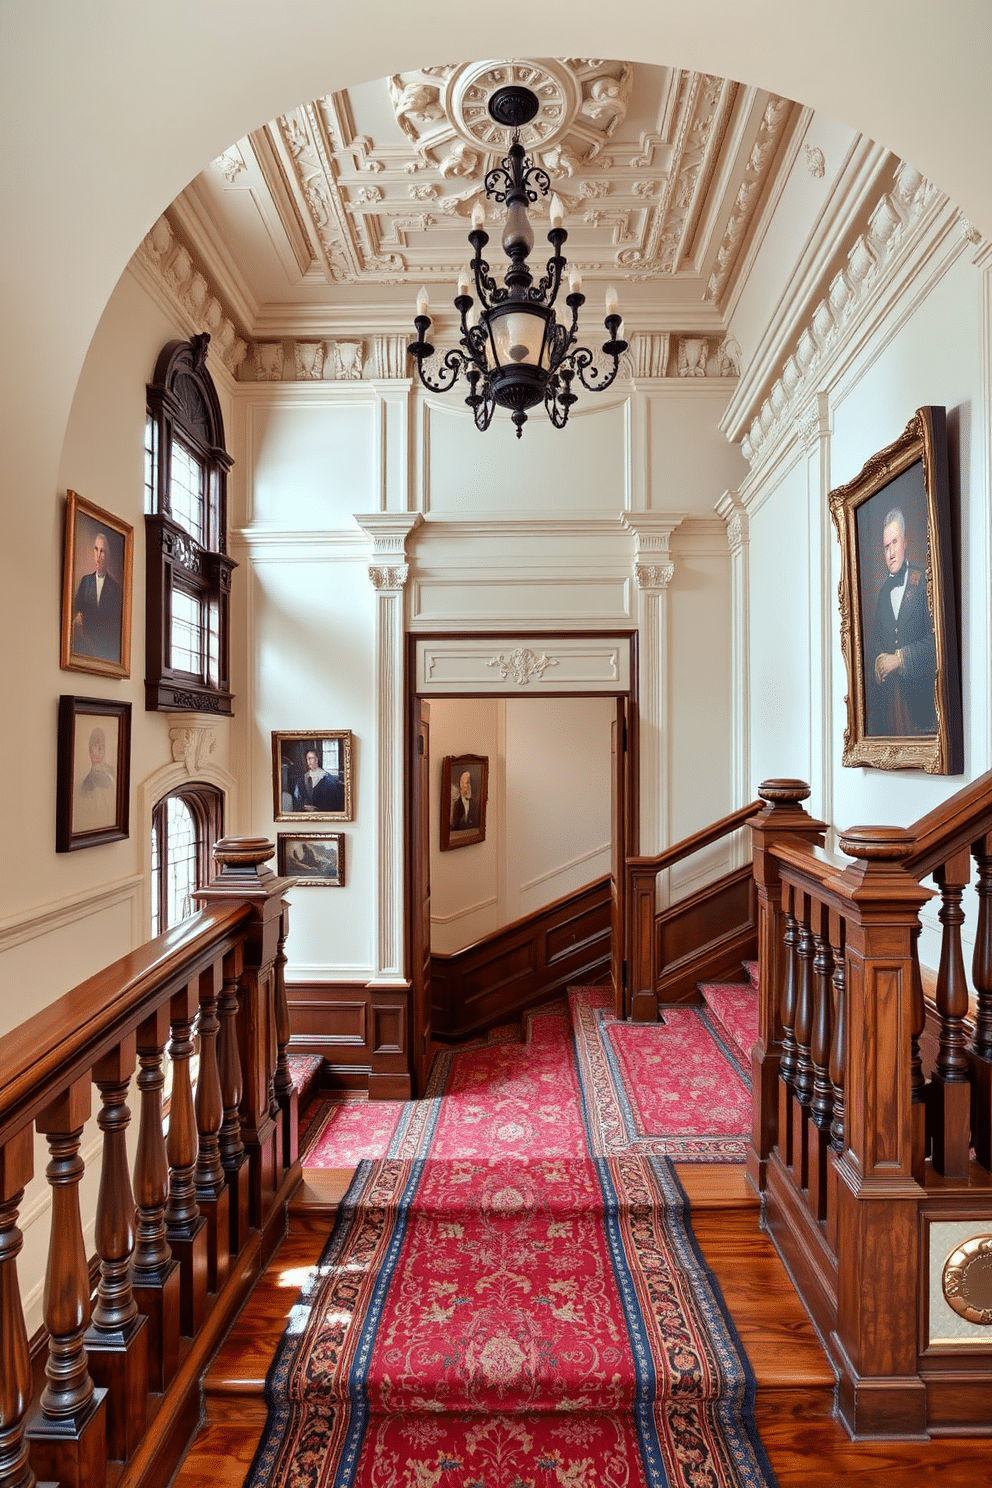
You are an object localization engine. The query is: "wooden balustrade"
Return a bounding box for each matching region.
[626,799,763,1020]
[749,772,992,1440]
[0,837,299,1488]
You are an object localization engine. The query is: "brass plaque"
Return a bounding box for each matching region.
[941,1236,992,1326]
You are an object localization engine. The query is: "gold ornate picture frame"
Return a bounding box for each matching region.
[829,405,962,774]
[272,730,353,821]
[60,489,133,679]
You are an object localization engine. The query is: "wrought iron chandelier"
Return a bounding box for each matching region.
[407,84,628,438]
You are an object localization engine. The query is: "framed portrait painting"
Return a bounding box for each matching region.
[440,754,488,851]
[56,695,132,851]
[272,730,353,821]
[278,832,345,886]
[60,489,133,679]
[829,405,962,774]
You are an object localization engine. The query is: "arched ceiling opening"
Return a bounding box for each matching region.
[2,3,989,491]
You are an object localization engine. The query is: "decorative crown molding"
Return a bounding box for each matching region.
[135,215,249,376]
[737,160,946,470]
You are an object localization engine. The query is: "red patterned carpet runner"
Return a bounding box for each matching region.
[302,988,756,1170]
[247,1154,775,1487]
[571,989,753,1162]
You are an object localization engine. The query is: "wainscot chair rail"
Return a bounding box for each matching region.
[747,774,992,1440]
[0,837,300,1488]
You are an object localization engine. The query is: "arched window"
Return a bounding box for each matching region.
[145,333,236,714]
[150,784,224,936]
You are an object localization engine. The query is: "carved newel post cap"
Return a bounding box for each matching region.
[837,825,914,862]
[757,779,812,805]
[195,836,278,898]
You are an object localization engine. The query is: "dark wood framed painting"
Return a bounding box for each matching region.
[272,730,353,821]
[278,832,345,886]
[56,695,132,851]
[440,754,489,851]
[829,405,962,774]
[60,489,133,678]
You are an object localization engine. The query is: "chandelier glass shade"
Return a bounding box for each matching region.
[407,85,628,438]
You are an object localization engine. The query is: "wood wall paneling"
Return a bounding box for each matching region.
[431,878,611,1041]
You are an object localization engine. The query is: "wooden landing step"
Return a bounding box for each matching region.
[172,1164,984,1488]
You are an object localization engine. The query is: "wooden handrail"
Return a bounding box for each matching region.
[0,900,251,1140]
[626,799,763,875]
[0,838,302,1488]
[902,766,992,878]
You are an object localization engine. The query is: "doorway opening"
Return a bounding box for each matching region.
[408,632,637,1092]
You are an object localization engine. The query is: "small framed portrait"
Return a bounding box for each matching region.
[278,832,345,886]
[272,730,353,821]
[56,695,132,851]
[60,489,133,678]
[829,405,963,774]
[440,754,489,851]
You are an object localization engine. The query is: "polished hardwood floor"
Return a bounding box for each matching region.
[171,1161,987,1487]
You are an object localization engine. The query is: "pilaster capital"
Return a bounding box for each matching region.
[369,564,409,591]
[622,513,685,587]
[715,490,749,554]
[355,512,424,588]
[634,563,675,590]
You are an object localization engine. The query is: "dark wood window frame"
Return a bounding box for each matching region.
[145,333,237,714]
[150,782,224,937]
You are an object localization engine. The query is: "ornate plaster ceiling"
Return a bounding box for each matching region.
[163,59,799,348]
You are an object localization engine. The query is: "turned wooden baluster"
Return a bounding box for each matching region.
[930,849,973,1178]
[794,897,815,1111]
[217,944,249,1254]
[810,906,835,1133]
[36,1085,96,1420]
[776,886,800,1170]
[909,924,928,1184]
[790,894,814,1190]
[828,919,847,1156]
[970,832,992,1171]
[194,960,229,1295]
[273,903,292,1108]
[165,986,207,1336]
[91,1050,139,1337]
[195,964,225,1205]
[0,1128,34,1488]
[86,1039,148,1464]
[807,903,835,1221]
[132,1009,179,1392]
[779,888,800,1087]
[27,1080,107,1486]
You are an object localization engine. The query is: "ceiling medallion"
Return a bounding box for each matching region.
[390,58,632,180]
[408,84,629,437]
[942,1235,992,1326]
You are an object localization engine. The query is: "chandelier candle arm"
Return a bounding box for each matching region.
[407,83,631,438]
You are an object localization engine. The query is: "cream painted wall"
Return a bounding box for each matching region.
[743,235,991,966]
[0,269,239,1031]
[430,696,613,954]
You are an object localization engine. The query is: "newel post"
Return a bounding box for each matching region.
[194,838,295,1257]
[747,780,826,1193]
[831,825,933,1439]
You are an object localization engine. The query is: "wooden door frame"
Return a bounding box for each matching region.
[406,629,639,1085]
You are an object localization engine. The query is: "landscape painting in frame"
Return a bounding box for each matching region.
[440,754,489,851]
[278,833,344,886]
[56,695,132,851]
[829,405,962,773]
[272,730,353,821]
[60,489,133,679]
